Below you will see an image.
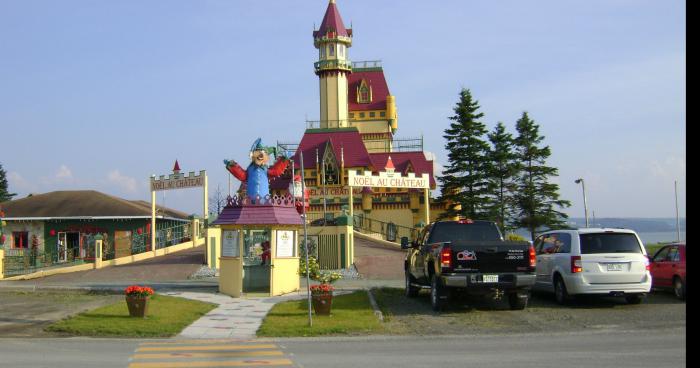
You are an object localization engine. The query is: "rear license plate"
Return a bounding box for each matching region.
[607,263,625,271]
[483,275,498,283]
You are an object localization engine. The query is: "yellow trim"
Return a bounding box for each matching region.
[128,359,293,368]
[133,351,284,360]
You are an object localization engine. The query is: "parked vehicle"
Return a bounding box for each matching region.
[649,243,686,300]
[402,219,536,311]
[532,228,651,304]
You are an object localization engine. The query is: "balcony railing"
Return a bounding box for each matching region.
[352,60,382,70]
[314,59,352,72]
[305,119,350,129]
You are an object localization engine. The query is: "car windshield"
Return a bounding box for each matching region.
[429,222,502,243]
[579,233,643,254]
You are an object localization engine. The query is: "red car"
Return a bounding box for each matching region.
[649,243,686,300]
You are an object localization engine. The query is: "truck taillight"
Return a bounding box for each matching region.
[440,246,452,269]
[571,256,583,273]
[529,245,536,269]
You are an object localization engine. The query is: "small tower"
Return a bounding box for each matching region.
[313,0,352,128]
[173,160,181,176]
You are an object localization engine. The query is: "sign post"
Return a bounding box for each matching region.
[149,161,207,255]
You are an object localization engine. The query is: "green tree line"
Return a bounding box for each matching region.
[438,88,570,240]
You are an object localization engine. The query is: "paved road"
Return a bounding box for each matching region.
[280,327,686,368]
[0,327,685,368]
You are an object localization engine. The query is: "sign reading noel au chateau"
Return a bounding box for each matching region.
[150,161,206,192]
[348,170,430,189]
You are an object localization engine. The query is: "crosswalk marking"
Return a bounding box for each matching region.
[128,339,294,368]
[136,344,278,352]
[128,359,293,368]
[133,351,285,360]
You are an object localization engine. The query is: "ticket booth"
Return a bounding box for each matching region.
[213,196,303,297]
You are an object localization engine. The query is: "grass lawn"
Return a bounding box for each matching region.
[257,290,386,337]
[45,294,216,337]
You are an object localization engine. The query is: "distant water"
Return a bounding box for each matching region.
[512,229,686,245]
[636,231,686,244]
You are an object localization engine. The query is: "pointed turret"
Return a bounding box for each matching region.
[173,160,181,175]
[314,0,353,129]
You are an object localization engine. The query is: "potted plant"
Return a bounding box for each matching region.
[124,285,154,318]
[310,283,334,316]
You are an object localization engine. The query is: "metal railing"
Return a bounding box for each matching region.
[353,214,418,243]
[352,60,382,69]
[2,238,95,277]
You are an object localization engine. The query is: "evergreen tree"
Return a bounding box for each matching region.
[512,112,571,240]
[438,89,492,219]
[0,163,16,202]
[485,122,519,233]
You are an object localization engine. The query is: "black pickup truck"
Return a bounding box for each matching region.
[402,219,536,311]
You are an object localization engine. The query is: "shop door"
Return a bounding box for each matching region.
[242,229,271,294]
[57,232,68,263]
[114,231,132,258]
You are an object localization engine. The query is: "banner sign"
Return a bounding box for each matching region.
[276,230,295,257]
[151,170,206,192]
[348,170,430,189]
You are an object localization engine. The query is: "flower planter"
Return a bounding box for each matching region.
[311,293,333,315]
[125,295,150,318]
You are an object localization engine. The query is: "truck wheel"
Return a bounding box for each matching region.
[554,276,571,305]
[430,275,448,312]
[508,292,529,310]
[405,271,419,298]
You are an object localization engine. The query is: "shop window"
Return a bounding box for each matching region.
[12,231,29,249]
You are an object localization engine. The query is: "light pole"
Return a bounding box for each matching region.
[575,178,589,228]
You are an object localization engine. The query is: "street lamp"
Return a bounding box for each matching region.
[575,178,589,228]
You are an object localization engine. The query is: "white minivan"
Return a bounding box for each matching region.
[532,228,652,304]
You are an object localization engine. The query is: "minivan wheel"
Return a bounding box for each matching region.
[430,275,447,312]
[554,277,570,305]
[625,294,644,305]
[405,271,419,298]
[673,277,686,301]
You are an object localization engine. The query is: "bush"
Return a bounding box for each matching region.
[505,233,527,241]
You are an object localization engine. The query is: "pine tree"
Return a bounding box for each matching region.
[438,89,492,219]
[0,163,16,202]
[512,112,571,240]
[485,122,519,233]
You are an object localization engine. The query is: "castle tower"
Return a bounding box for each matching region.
[313,0,352,128]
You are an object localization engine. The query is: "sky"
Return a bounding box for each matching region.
[0,0,685,219]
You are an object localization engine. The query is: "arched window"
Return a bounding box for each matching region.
[358,79,372,104]
[328,44,335,57]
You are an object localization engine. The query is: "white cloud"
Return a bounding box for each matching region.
[650,155,686,178]
[55,165,73,180]
[7,171,37,193]
[107,170,139,193]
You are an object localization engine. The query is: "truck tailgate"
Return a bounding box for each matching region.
[449,240,532,273]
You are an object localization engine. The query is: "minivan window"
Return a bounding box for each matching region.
[579,233,643,254]
[429,222,502,243]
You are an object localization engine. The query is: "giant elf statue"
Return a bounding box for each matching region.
[224,138,290,202]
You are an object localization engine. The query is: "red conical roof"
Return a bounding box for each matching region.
[173,160,181,172]
[313,0,351,39]
[385,155,395,171]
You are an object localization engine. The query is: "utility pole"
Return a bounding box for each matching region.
[675,180,681,242]
[300,152,312,327]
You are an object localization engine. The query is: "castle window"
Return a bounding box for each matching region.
[359,112,365,118]
[328,45,335,57]
[369,112,376,118]
[380,111,386,117]
[357,79,372,104]
[320,46,326,58]
[349,113,354,119]
[322,150,340,185]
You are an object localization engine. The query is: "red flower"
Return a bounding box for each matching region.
[125,285,154,297]
[310,283,334,295]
